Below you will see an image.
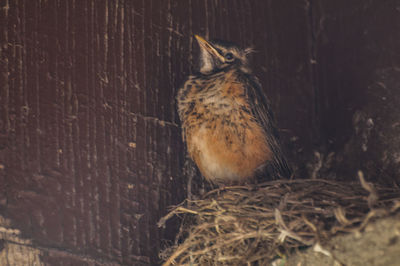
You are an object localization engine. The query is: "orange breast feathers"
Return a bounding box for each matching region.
[182,75,271,184]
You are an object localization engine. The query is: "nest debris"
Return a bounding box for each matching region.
[158,173,400,265]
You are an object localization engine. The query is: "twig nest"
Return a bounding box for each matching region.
[159,179,400,265]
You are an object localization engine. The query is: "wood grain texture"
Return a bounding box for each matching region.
[0,0,189,264]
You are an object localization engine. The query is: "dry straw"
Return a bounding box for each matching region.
[159,173,400,265]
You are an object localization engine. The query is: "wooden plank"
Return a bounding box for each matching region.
[0,0,317,264]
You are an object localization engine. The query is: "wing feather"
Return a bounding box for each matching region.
[241,73,292,179]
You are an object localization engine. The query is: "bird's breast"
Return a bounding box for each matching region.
[178,71,271,184]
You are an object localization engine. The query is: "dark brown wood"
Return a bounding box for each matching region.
[311,0,400,183]
[0,0,399,265]
[0,0,188,264]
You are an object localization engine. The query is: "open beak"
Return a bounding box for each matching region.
[194,35,225,62]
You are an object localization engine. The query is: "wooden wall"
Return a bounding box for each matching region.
[0,0,399,264]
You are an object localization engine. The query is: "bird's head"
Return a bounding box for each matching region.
[194,35,253,75]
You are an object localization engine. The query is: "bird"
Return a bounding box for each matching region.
[177,35,291,186]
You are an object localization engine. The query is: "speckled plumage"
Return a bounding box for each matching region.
[177,35,291,185]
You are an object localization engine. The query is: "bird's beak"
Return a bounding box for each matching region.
[194,35,225,62]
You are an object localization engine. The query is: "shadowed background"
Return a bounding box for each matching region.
[0,0,399,264]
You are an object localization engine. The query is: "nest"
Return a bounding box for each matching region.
[158,172,400,265]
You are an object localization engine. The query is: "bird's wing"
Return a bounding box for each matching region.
[241,73,292,179]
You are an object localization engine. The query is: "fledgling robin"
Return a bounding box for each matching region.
[177,35,291,186]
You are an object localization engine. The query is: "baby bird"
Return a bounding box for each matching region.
[177,35,291,186]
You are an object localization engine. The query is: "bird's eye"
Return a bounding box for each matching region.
[224,52,234,61]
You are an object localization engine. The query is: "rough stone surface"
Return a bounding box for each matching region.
[285,214,400,266]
